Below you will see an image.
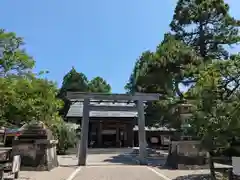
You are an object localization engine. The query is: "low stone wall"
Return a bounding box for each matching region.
[165,141,208,169]
[12,139,58,171]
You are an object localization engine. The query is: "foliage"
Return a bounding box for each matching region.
[125,51,155,94]
[58,67,112,117]
[88,76,111,93]
[168,1,240,179]
[126,1,240,178]
[58,67,88,117]
[0,75,63,126]
[125,34,200,126]
[51,121,77,155]
[61,67,88,93]
[190,55,240,143]
[190,65,232,149]
[0,29,35,77]
[0,29,63,128]
[186,56,240,179]
[170,0,240,61]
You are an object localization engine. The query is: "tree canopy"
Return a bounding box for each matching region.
[58,67,112,117]
[0,29,63,127]
[88,76,111,93]
[125,34,201,126]
[61,67,88,93]
[0,29,35,77]
[126,0,240,179]
[170,0,240,61]
[0,76,63,126]
[126,0,240,127]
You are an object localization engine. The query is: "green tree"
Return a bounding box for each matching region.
[154,34,201,99]
[0,29,63,127]
[125,51,171,126]
[0,76,63,126]
[88,76,111,93]
[0,29,74,154]
[58,67,88,117]
[61,67,88,93]
[189,57,240,180]
[125,34,200,126]
[0,29,35,76]
[170,0,240,61]
[125,51,155,93]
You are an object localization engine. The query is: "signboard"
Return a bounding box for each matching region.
[232,157,240,175]
[150,137,159,144]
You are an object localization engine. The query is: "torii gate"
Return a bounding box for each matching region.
[67,92,160,166]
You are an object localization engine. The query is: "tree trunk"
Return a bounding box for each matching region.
[208,151,216,180]
[199,21,207,61]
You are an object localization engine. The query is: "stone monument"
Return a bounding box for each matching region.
[12,121,58,171]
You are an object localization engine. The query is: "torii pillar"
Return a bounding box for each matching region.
[67,92,160,166]
[137,100,147,164]
[78,98,90,166]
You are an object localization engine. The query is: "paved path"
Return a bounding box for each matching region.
[68,150,168,180]
[58,149,168,180]
[18,166,78,180]
[16,148,213,180]
[58,152,137,166]
[87,153,137,165]
[72,166,164,180]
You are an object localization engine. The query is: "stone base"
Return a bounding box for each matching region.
[12,140,59,171]
[165,141,208,169]
[165,153,208,169]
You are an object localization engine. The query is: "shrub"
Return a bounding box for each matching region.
[51,122,77,155]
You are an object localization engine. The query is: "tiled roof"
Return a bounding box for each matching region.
[66,101,138,118]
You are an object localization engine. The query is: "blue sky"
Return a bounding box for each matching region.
[0,0,239,93]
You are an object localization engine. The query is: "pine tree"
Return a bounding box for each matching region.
[170,0,240,61]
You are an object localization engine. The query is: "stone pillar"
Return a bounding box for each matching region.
[88,122,92,147]
[126,123,134,147]
[97,122,102,147]
[137,100,147,165]
[116,124,120,147]
[78,98,90,166]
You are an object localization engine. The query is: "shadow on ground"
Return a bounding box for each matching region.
[171,174,212,180]
[103,154,138,165]
[59,148,169,167]
[58,152,138,167]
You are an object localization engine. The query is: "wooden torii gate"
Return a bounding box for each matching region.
[67,92,160,166]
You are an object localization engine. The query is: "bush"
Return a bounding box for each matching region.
[51,122,77,155]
